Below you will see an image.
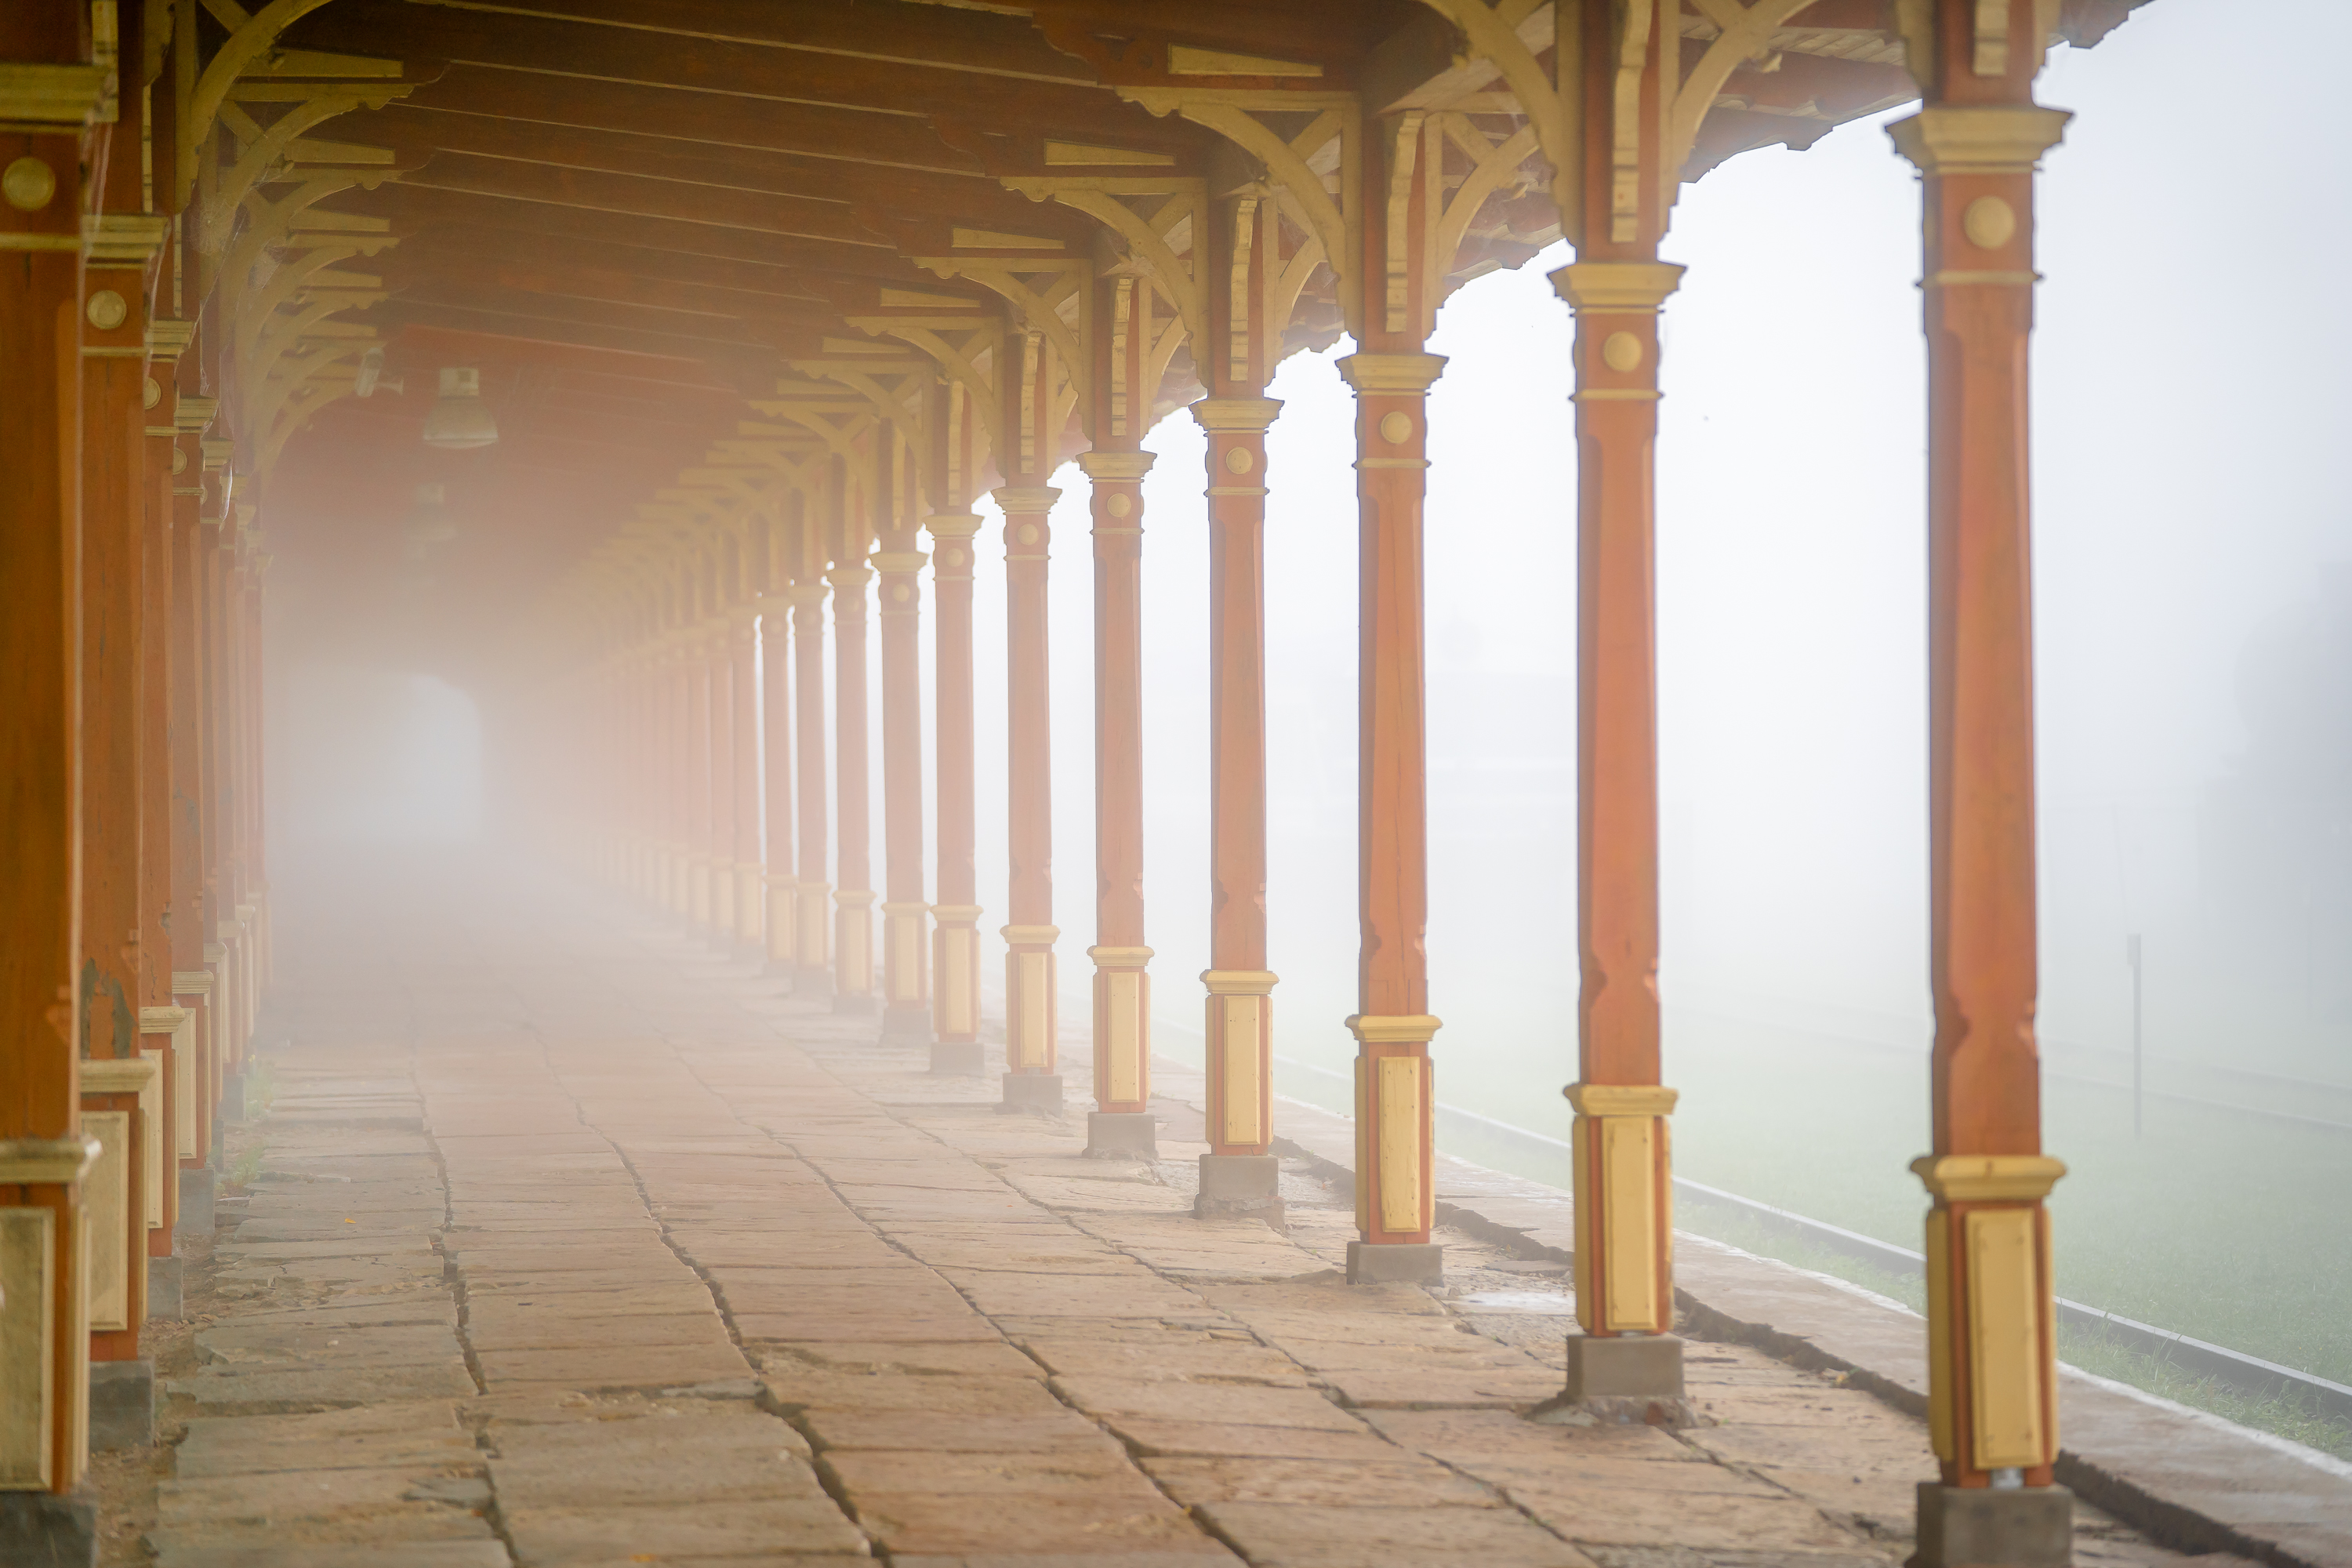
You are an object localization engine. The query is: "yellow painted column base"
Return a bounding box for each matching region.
[1565,1083,1679,1337]
[1915,1154,2066,1483]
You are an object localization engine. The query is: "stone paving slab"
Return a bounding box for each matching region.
[114,857,2257,1568]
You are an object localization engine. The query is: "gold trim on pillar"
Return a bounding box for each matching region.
[1550,260,1686,313]
[1002,924,1059,1072]
[0,1207,59,1488]
[1911,1154,2066,1203]
[1076,450,1157,483]
[1189,397,1282,434]
[1334,353,1446,395]
[1564,1084,1678,1336]
[1089,945,1153,1105]
[1887,104,2072,175]
[0,1138,101,1188]
[1202,969,1276,1148]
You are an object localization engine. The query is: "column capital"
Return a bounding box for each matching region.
[1551,261,1686,313]
[1189,396,1283,434]
[1076,449,1156,482]
[1346,1013,1443,1044]
[1001,923,1059,945]
[781,581,829,608]
[83,213,172,264]
[1911,1153,2066,1203]
[1563,1083,1679,1117]
[992,486,1060,514]
[1201,969,1278,995]
[1889,105,2071,176]
[0,65,107,129]
[173,394,218,434]
[870,550,927,574]
[1336,354,1446,397]
[824,564,874,590]
[0,1136,100,1186]
[146,318,196,361]
[924,513,984,539]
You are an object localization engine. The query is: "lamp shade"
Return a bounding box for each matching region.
[422,366,498,449]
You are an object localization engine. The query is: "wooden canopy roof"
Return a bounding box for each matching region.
[231,0,2147,668]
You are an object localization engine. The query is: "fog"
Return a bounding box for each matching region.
[266,0,2348,1383]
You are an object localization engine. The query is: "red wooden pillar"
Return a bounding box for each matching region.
[1894,5,2073,1558]
[995,326,1063,1111]
[1338,349,1447,1284]
[1190,395,1280,1219]
[757,573,796,972]
[1077,448,1156,1154]
[728,600,762,954]
[685,616,717,936]
[925,512,985,1073]
[829,546,877,1014]
[0,16,104,1510]
[789,568,833,999]
[81,193,166,1408]
[1544,0,1690,1414]
[169,408,216,1209]
[873,434,931,1045]
[705,608,738,946]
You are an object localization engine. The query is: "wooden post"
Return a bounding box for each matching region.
[789,553,833,1000]
[728,595,762,954]
[1079,448,1156,1156]
[757,516,797,972]
[1545,0,1690,1417]
[1338,348,1446,1285]
[1893,4,2072,1559]
[685,611,717,937]
[925,511,985,1074]
[1186,169,1284,1221]
[829,445,877,1015]
[0,16,105,1512]
[1189,396,1279,1220]
[874,430,932,1046]
[995,325,1063,1112]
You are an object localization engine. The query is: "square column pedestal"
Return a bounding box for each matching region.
[1195,1153,1283,1226]
[1345,1241,1443,1285]
[0,1492,99,1566]
[1914,1484,2074,1568]
[1535,1334,1700,1429]
[89,1359,154,1451]
[997,1073,1062,1115]
[1083,1112,1157,1160]
[930,1040,987,1076]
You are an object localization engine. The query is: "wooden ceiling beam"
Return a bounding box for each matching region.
[343,185,953,284]
[364,299,782,387]
[284,0,1182,143]
[376,255,847,334]
[393,152,889,250]
[335,104,1093,240]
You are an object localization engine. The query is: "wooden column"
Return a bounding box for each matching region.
[873,434,931,1045]
[994,479,1061,1104]
[81,204,166,1396]
[1338,349,1447,1283]
[789,572,833,998]
[1894,5,2072,1557]
[0,24,103,1501]
[705,608,738,946]
[1545,0,1689,1414]
[994,323,1064,1111]
[1078,448,1156,1155]
[169,411,216,1190]
[728,600,762,953]
[924,512,985,1074]
[1191,396,1281,1218]
[757,583,796,971]
[828,548,877,1014]
[685,619,717,935]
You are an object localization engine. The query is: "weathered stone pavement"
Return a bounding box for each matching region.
[131,853,2222,1567]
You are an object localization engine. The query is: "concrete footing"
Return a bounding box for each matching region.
[1535,1333,1703,1428]
[89,1359,154,1450]
[1914,1483,2074,1566]
[996,1073,1063,1115]
[0,1491,97,1566]
[220,1069,247,1123]
[176,1167,216,1236]
[930,1040,987,1076]
[1195,1153,1284,1227]
[1346,1240,1443,1284]
[831,993,879,1016]
[1083,1112,1157,1160]
[793,967,836,1004]
[147,1253,183,1319]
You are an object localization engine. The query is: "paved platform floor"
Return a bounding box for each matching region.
[118,855,2239,1567]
